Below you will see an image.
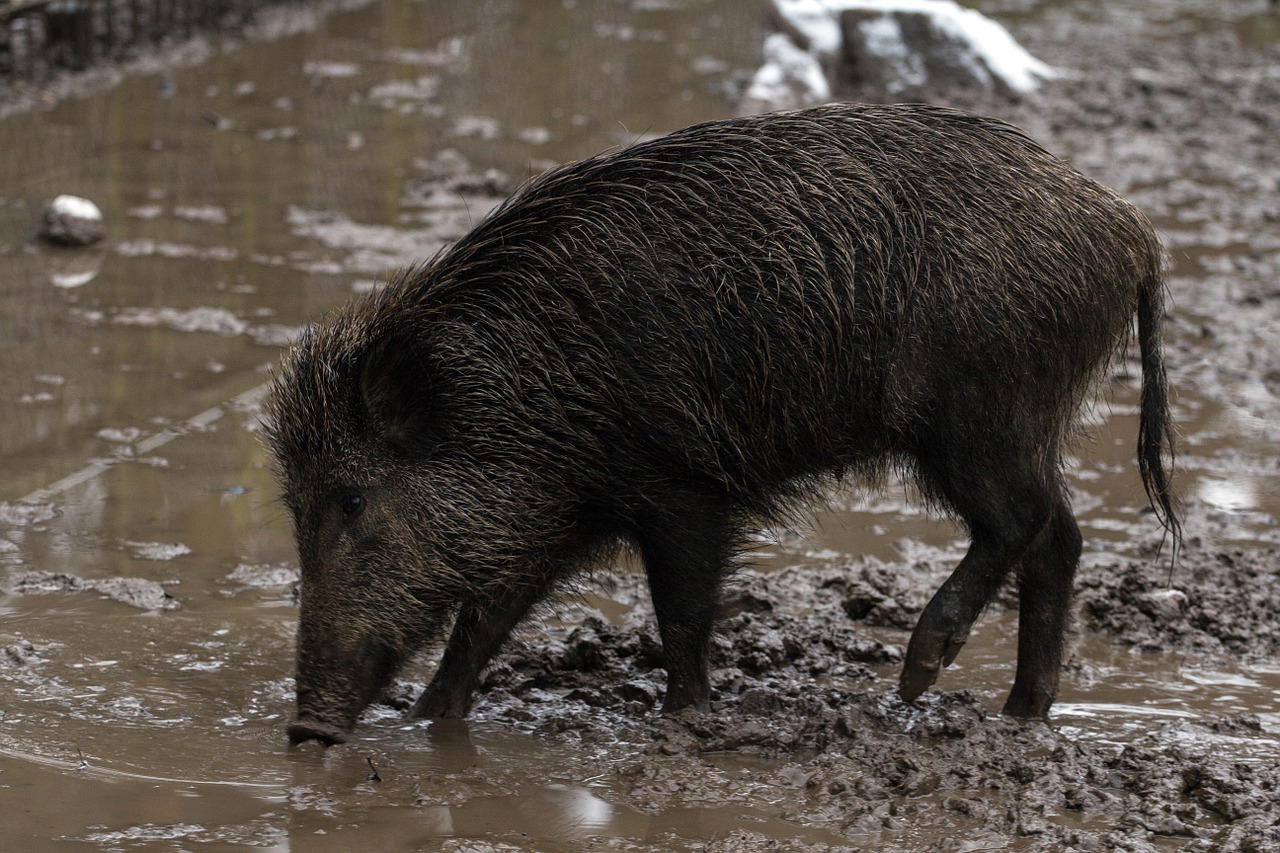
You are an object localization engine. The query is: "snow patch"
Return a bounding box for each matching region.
[749,0,1056,110]
[745,33,832,106]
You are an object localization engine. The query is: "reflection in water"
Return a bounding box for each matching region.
[43,246,106,288]
[1197,476,1258,512]
[416,785,615,838]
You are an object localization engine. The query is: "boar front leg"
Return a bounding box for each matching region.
[408,591,541,719]
[637,495,736,714]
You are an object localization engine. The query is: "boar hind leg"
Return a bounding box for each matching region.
[409,591,542,719]
[637,498,736,713]
[1003,497,1081,718]
[900,445,1064,710]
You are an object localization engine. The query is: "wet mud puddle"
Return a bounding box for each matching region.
[3,0,1280,850]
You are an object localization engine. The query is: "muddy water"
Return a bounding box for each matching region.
[2,0,1279,850]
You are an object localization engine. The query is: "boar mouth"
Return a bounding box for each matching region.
[288,716,351,747]
[289,633,402,747]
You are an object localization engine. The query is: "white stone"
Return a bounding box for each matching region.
[50,194,103,222]
[40,194,106,246]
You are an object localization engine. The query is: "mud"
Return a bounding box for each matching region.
[2,569,178,610]
[1077,542,1280,661]
[350,542,1280,851]
[1,0,1279,850]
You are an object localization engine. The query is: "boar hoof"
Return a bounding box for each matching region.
[287,717,349,746]
[659,681,710,714]
[408,684,470,719]
[898,659,940,704]
[899,619,973,703]
[1002,684,1055,719]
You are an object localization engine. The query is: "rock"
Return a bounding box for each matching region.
[837,1,1057,99]
[39,194,106,247]
[744,0,1056,112]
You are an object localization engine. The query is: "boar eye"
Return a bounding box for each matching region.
[338,493,366,520]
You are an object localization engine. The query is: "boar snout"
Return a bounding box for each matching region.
[289,631,401,747]
[287,716,350,747]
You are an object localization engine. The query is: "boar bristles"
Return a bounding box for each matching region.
[267,103,1179,742]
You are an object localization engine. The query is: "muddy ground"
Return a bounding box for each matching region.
[2,1,1280,851]
[396,548,1280,852]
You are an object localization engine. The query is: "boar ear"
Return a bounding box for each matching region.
[359,334,438,455]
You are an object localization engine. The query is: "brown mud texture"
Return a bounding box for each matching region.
[388,550,1280,853]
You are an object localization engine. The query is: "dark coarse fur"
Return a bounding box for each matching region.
[264,103,1179,746]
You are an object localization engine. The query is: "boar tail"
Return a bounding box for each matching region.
[1136,262,1182,562]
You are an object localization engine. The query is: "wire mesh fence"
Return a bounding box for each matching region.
[1,0,269,81]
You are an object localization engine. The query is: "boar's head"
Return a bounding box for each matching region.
[263,294,502,746]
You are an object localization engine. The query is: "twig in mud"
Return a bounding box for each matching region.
[365,757,381,782]
[76,748,88,771]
